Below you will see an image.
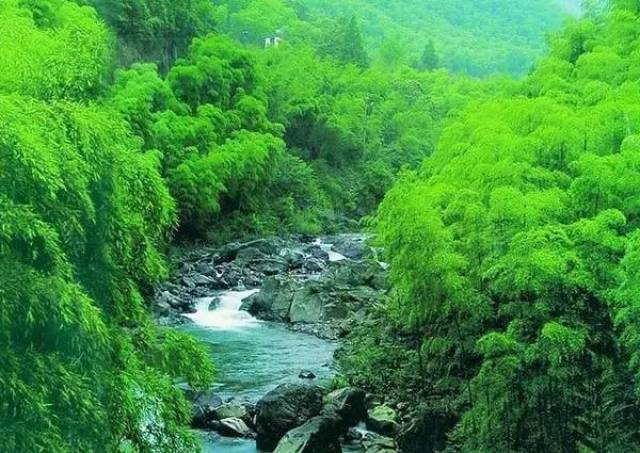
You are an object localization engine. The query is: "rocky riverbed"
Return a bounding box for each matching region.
[152,234,404,452]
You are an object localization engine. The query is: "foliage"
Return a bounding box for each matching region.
[212,0,571,76]
[338,1,640,450]
[0,2,213,451]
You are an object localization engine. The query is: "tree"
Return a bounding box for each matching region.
[416,40,439,71]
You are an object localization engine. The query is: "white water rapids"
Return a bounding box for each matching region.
[185,289,260,329]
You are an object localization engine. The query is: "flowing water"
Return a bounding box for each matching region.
[180,288,338,452]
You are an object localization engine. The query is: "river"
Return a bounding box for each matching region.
[179,274,339,451]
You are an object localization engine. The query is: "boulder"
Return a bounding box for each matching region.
[213,417,255,438]
[289,286,327,323]
[240,277,297,322]
[191,392,223,428]
[303,258,325,273]
[324,387,367,427]
[251,257,289,276]
[397,407,456,453]
[304,244,330,262]
[207,297,221,311]
[331,235,369,260]
[236,247,266,262]
[213,403,248,421]
[255,384,324,451]
[366,405,400,437]
[362,434,400,453]
[273,415,342,453]
[299,371,316,380]
[193,274,215,286]
[279,248,306,269]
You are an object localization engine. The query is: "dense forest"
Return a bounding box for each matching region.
[7,0,640,452]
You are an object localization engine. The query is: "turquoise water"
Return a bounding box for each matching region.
[179,290,337,452]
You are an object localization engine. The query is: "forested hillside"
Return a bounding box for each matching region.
[339,1,640,451]
[212,0,569,75]
[5,0,637,452]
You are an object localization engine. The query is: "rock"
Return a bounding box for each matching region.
[397,407,456,453]
[193,274,214,286]
[236,247,266,262]
[362,434,400,453]
[324,387,367,427]
[214,403,248,421]
[207,297,221,311]
[280,248,306,269]
[213,417,255,438]
[192,392,223,428]
[366,405,400,437]
[303,258,325,273]
[255,384,324,451]
[304,245,330,262]
[299,371,316,380]
[331,235,369,260]
[251,257,289,275]
[154,300,172,316]
[273,415,342,453]
[240,277,297,322]
[367,404,400,436]
[289,286,326,323]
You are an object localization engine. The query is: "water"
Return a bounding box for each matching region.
[314,238,347,262]
[180,290,337,452]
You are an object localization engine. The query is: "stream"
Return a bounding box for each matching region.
[177,241,348,452]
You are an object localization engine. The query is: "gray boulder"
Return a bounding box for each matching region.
[273,415,342,453]
[240,277,297,322]
[255,384,324,451]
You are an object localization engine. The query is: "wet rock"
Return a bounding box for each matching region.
[366,405,400,437]
[213,417,255,438]
[324,387,367,427]
[298,371,316,380]
[207,297,221,311]
[362,434,400,453]
[192,392,223,428]
[214,403,248,421]
[255,384,324,451]
[273,414,342,453]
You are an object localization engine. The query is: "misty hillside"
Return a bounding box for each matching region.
[213,0,572,76]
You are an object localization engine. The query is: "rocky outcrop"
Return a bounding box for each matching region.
[273,414,342,453]
[255,384,324,451]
